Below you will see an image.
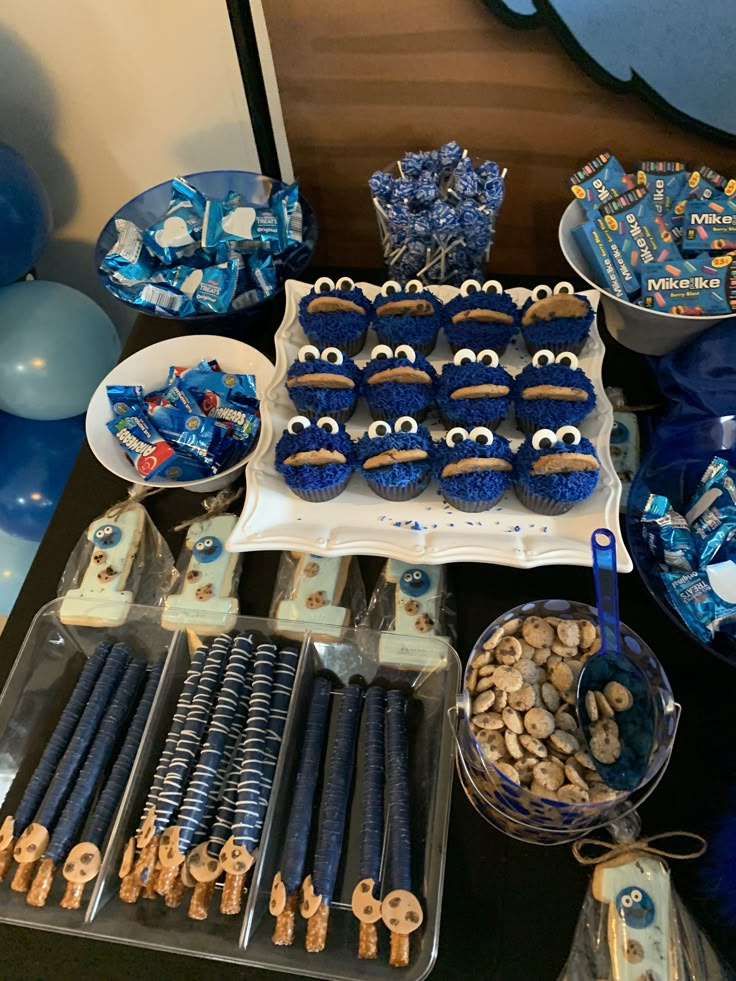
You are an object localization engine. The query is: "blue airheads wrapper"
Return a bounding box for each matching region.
[184,370,260,446]
[569,152,634,216]
[166,359,218,388]
[106,384,145,418]
[148,404,231,473]
[107,414,210,482]
[143,177,207,265]
[662,561,736,643]
[201,192,283,252]
[685,456,736,566]
[641,493,696,572]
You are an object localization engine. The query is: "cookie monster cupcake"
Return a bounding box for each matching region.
[354,416,432,501]
[372,279,444,355]
[362,343,437,423]
[285,344,361,423]
[513,350,596,435]
[437,348,513,431]
[514,426,600,515]
[444,280,519,357]
[519,285,594,356]
[275,415,354,502]
[432,427,514,512]
[299,275,372,357]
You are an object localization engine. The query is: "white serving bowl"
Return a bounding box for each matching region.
[559,201,735,355]
[87,335,274,492]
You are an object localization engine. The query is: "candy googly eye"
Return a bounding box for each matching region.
[297,345,320,363]
[371,344,393,361]
[368,420,391,439]
[103,526,113,535]
[402,572,412,583]
[322,347,344,365]
[482,280,503,295]
[477,349,499,367]
[380,280,401,296]
[412,571,423,581]
[316,417,340,434]
[314,276,335,293]
[395,344,416,362]
[195,541,204,551]
[336,276,355,290]
[453,348,476,366]
[554,281,575,295]
[532,349,556,368]
[631,889,642,903]
[531,429,557,451]
[622,895,633,908]
[445,427,469,447]
[555,351,579,369]
[460,279,481,297]
[556,425,581,446]
[469,427,494,446]
[287,415,311,435]
[394,416,418,434]
[405,279,423,293]
[531,284,553,302]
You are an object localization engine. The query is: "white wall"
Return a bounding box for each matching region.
[0,1,261,335]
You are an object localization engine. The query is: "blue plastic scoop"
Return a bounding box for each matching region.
[576,528,655,792]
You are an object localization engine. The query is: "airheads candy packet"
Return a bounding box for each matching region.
[185,372,260,446]
[599,186,681,274]
[107,414,210,482]
[201,192,283,252]
[640,493,696,572]
[106,385,145,418]
[143,177,207,265]
[569,152,634,216]
[572,218,638,300]
[685,456,736,566]
[166,359,218,388]
[147,404,231,474]
[662,561,736,643]
[682,198,736,255]
[635,161,688,217]
[639,253,736,315]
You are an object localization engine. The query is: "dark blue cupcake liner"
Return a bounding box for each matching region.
[442,490,504,512]
[304,329,367,358]
[522,336,587,358]
[374,328,438,357]
[290,476,351,503]
[367,402,430,423]
[449,340,509,358]
[440,411,505,431]
[514,483,575,515]
[364,471,430,502]
[299,403,356,424]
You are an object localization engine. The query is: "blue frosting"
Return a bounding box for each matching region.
[285,355,361,418]
[513,362,596,429]
[520,294,594,351]
[354,426,432,490]
[372,288,445,350]
[437,361,513,428]
[299,286,372,349]
[362,352,437,421]
[275,423,354,493]
[444,291,519,352]
[515,434,600,503]
[432,432,514,503]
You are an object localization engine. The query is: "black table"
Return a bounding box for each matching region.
[1,274,733,981]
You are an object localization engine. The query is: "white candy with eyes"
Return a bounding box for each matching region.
[453,348,500,368]
[313,275,355,293]
[459,279,503,297]
[335,275,355,290]
[380,280,401,296]
[368,420,392,439]
[297,345,320,363]
[321,347,344,365]
[445,426,469,447]
[556,425,582,446]
[531,349,579,370]
[394,416,419,434]
[369,343,417,363]
[316,417,340,434]
[530,425,582,451]
[477,349,500,367]
[454,348,476,366]
[445,426,494,448]
[286,415,312,435]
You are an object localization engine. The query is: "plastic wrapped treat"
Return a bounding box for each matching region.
[270,551,366,642]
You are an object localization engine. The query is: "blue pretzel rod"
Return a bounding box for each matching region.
[359,686,386,895]
[385,689,411,893]
[311,683,364,907]
[280,676,331,896]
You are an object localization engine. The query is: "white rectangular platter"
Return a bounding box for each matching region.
[228,280,633,571]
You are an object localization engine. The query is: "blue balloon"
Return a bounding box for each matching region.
[0,528,38,616]
[0,411,85,542]
[0,280,121,420]
[0,144,52,286]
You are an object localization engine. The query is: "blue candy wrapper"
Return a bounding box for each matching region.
[155,259,239,314]
[109,277,197,317]
[167,359,218,388]
[640,493,696,572]
[201,193,283,252]
[148,403,233,473]
[143,176,207,265]
[106,385,145,418]
[663,561,736,643]
[101,218,155,280]
[184,370,260,445]
[685,456,736,566]
[163,382,200,415]
[569,152,634,216]
[108,414,210,482]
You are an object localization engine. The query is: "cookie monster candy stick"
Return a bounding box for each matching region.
[0,642,111,882]
[271,676,332,946]
[119,645,209,903]
[60,660,163,910]
[303,683,364,953]
[11,642,130,893]
[27,657,147,907]
[352,686,386,959]
[220,640,278,915]
[383,689,423,968]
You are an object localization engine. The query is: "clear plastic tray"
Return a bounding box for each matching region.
[0,600,460,981]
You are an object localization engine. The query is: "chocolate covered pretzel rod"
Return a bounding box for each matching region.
[11,642,130,892]
[27,657,147,907]
[0,642,111,881]
[120,644,209,903]
[304,683,364,953]
[353,686,386,958]
[220,640,277,915]
[60,660,163,910]
[271,676,332,945]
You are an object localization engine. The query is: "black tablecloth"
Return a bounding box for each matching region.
[1,273,732,981]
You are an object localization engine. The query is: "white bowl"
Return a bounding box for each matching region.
[87,335,274,492]
[559,201,736,355]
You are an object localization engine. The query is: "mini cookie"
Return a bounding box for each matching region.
[519,734,548,758]
[521,616,555,649]
[519,639,536,658]
[508,684,537,711]
[467,667,478,694]
[545,616,561,627]
[474,712,504,730]
[556,620,580,647]
[483,627,506,651]
[496,636,522,662]
[516,660,543,684]
[567,660,584,684]
[588,636,602,655]
[541,682,561,712]
[579,620,597,648]
[472,690,496,714]
[555,708,577,732]
[575,750,596,770]
[585,690,599,722]
[546,654,562,668]
[531,781,558,801]
[502,618,522,635]
[472,650,492,668]
[594,690,615,719]
[590,719,621,764]
[478,664,496,677]
[476,676,494,693]
[524,707,555,739]
[494,690,508,712]
[557,784,590,804]
[514,756,537,783]
[532,648,552,666]
[477,730,506,763]
[564,759,589,789]
[549,661,574,693]
[492,665,523,693]
[551,643,577,658]
[604,681,634,712]
[533,759,564,792]
[502,707,524,735]
[504,730,524,760]
[549,730,579,755]
[590,785,621,802]
[496,762,520,785]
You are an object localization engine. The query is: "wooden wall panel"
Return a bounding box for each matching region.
[263,0,734,276]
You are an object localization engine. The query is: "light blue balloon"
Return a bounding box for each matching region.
[0,527,38,616]
[0,280,121,420]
